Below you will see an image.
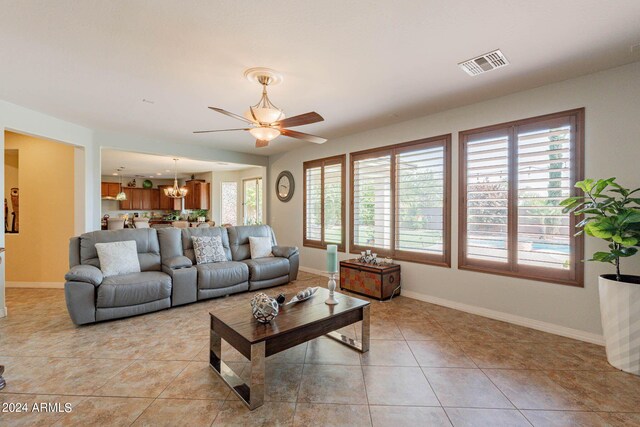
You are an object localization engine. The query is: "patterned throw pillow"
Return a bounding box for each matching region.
[95,240,141,277]
[192,235,227,264]
[249,236,274,259]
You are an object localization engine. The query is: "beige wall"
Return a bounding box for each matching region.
[4,149,18,219]
[268,61,640,340]
[4,131,75,283]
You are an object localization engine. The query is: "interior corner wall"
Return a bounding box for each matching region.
[268,61,640,339]
[4,132,76,283]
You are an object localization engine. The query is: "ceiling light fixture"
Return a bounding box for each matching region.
[194,68,327,148]
[164,159,188,199]
[115,167,127,201]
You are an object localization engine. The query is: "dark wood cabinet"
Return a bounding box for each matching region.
[101,182,121,198]
[151,189,160,210]
[158,186,182,211]
[115,187,181,211]
[119,188,133,210]
[184,180,210,210]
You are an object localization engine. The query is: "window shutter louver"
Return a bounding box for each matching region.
[353,154,392,250]
[305,166,322,242]
[459,109,584,286]
[350,135,451,266]
[303,155,346,250]
[465,132,510,263]
[517,121,573,270]
[396,146,446,255]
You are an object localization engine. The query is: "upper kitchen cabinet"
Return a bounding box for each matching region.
[184,180,210,210]
[101,182,121,199]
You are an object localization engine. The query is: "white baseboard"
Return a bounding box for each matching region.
[299,266,604,346]
[401,289,605,346]
[0,306,6,318]
[300,266,329,277]
[6,281,65,289]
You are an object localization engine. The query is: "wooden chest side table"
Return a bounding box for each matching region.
[340,259,401,300]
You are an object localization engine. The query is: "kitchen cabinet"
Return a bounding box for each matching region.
[119,188,133,210]
[101,182,121,199]
[158,186,182,210]
[184,180,210,210]
[117,187,179,211]
[151,189,160,210]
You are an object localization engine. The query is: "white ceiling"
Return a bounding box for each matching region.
[1,1,639,156]
[101,149,253,178]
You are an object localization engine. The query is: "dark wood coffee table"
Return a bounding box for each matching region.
[209,288,370,409]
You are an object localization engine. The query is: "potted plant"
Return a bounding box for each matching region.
[561,178,640,375]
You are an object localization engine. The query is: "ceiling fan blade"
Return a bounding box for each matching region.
[280,129,327,144]
[193,128,250,134]
[255,139,269,148]
[273,112,324,128]
[208,107,255,124]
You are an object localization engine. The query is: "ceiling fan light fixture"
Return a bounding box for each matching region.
[249,127,281,141]
[244,107,285,124]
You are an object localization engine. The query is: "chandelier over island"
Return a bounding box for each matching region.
[164,158,188,199]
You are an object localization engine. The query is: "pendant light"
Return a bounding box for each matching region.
[115,168,127,201]
[164,159,188,199]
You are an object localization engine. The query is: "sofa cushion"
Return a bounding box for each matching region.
[227,225,276,261]
[95,240,141,277]
[79,228,161,272]
[192,235,227,264]
[196,261,249,290]
[181,227,232,264]
[97,271,171,308]
[242,257,290,282]
[249,236,273,259]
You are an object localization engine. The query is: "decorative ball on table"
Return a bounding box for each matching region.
[325,244,339,305]
[251,293,279,323]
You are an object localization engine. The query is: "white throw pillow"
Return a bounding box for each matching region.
[249,236,273,259]
[192,235,227,264]
[95,240,141,277]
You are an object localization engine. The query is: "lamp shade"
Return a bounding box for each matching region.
[244,107,285,124]
[249,127,281,142]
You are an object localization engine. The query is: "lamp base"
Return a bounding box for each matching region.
[325,272,339,305]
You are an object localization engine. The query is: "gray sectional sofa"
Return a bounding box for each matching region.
[64,225,299,325]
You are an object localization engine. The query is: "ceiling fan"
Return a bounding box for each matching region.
[194,68,327,148]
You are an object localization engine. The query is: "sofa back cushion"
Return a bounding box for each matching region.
[180,227,232,264]
[79,228,161,272]
[227,225,277,261]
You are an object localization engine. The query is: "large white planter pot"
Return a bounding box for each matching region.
[599,274,640,375]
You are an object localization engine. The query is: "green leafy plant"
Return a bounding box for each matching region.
[561,178,640,281]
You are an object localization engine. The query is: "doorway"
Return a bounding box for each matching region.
[243,177,263,225]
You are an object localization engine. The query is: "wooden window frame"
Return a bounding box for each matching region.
[349,135,452,267]
[458,108,585,287]
[303,154,347,252]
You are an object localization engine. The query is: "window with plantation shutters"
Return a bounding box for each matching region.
[459,109,585,286]
[303,155,346,251]
[350,135,451,266]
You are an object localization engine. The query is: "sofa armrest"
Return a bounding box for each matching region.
[164,255,193,269]
[64,265,103,286]
[272,245,299,259]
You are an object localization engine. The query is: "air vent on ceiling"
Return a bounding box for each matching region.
[458,49,509,76]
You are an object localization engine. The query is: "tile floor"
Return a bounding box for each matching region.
[1,271,639,426]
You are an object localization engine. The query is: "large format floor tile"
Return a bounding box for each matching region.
[293,403,372,427]
[1,275,636,426]
[363,366,440,406]
[422,368,513,409]
[369,405,451,427]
